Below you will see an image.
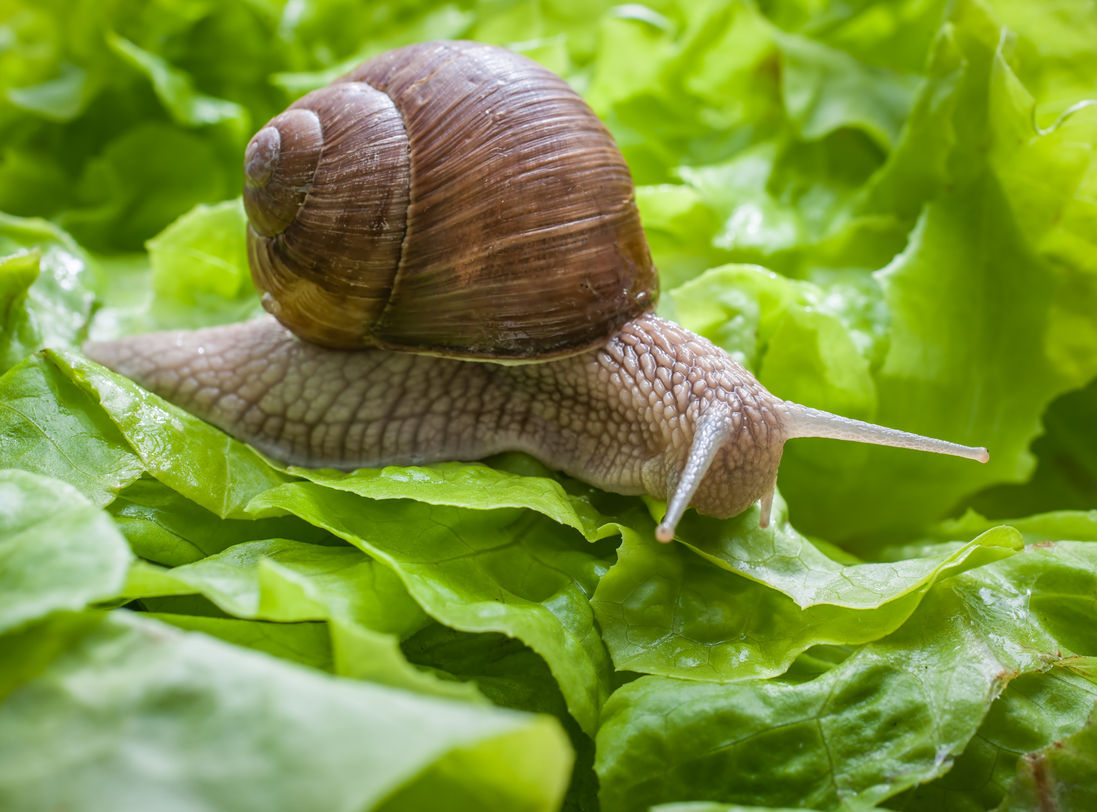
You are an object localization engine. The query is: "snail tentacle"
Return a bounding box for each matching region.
[655,400,736,543]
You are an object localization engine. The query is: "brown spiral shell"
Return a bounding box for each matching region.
[242,40,658,359]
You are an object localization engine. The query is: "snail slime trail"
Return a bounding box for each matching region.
[83,40,989,543]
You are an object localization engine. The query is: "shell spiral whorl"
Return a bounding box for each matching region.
[242,109,323,238]
[243,81,410,348]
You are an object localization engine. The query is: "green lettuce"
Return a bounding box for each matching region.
[1,0,1096,810]
[596,544,1097,811]
[0,469,131,633]
[0,612,572,812]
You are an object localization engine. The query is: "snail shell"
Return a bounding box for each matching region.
[243,40,657,359]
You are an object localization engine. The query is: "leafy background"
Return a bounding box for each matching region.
[2,0,1096,810]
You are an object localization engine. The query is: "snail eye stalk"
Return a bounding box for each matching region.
[779,403,989,463]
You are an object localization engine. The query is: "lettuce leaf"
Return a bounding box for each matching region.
[997,706,1097,812]
[0,216,96,374]
[123,539,480,699]
[0,611,572,812]
[893,668,1097,810]
[592,510,1019,681]
[0,469,131,633]
[596,543,1097,811]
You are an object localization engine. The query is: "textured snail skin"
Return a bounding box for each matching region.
[83,312,786,521]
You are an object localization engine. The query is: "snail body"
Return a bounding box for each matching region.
[85,41,988,542]
[85,313,784,526]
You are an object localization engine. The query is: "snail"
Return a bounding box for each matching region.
[84,40,988,542]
